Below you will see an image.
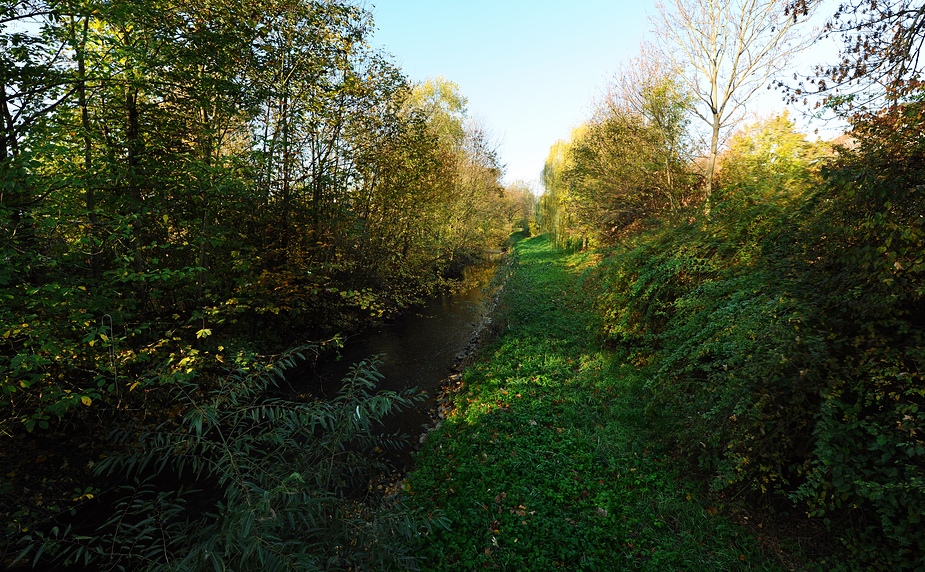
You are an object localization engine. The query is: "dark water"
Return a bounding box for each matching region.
[299,261,501,457]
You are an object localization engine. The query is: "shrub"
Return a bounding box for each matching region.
[17,350,445,571]
[787,101,925,569]
[590,103,925,568]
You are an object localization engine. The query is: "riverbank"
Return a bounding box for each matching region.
[405,235,803,571]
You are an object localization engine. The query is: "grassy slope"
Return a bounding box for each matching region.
[406,235,787,571]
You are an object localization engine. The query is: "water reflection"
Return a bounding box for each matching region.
[301,261,500,443]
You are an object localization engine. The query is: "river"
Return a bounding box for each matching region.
[298,259,503,466]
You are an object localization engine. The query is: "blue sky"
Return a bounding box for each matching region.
[369,1,828,189]
[370,1,653,188]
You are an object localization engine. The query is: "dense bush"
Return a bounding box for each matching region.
[792,102,925,568]
[591,110,925,568]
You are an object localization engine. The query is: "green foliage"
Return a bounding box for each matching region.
[538,71,697,248]
[0,0,514,434]
[788,100,925,569]
[539,137,586,250]
[2,4,515,568]
[406,237,788,571]
[18,350,445,571]
[716,113,825,203]
[593,200,825,499]
[589,104,925,568]
[406,76,468,145]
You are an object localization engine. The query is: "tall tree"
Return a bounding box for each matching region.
[1,0,74,257]
[540,62,694,246]
[716,111,823,199]
[654,0,813,204]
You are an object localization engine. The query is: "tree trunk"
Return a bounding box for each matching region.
[74,18,95,221]
[126,84,143,273]
[0,70,17,162]
[126,86,140,204]
[280,94,292,249]
[705,114,721,214]
[74,16,98,275]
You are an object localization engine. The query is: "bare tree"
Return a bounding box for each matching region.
[654,0,814,204]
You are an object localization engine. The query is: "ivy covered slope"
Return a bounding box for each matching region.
[406,235,788,571]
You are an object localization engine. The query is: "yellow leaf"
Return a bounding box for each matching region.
[100,333,109,342]
[80,396,92,406]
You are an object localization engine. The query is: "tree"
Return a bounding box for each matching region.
[405,75,468,145]
[540,136,584,249]
[715,111,825,200]
[1,0,76,260]
[3,2,520,563]
[602,49,696,211]
[654,0,813,203]
[502,180,537,235]
[539,61,695,246]
[789,0,925,112]
[395,78,507,275]
[0,0,72,164]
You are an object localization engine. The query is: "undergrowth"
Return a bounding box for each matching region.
[14,349,446,571]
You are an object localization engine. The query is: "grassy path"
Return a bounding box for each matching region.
[406,236,786,571]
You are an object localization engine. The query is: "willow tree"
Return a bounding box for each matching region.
[654,0,814,204]
[540,135,584,249]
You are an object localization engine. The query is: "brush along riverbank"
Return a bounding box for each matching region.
[405,235,799,571]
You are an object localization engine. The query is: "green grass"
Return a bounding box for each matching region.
[406,235,789,571]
